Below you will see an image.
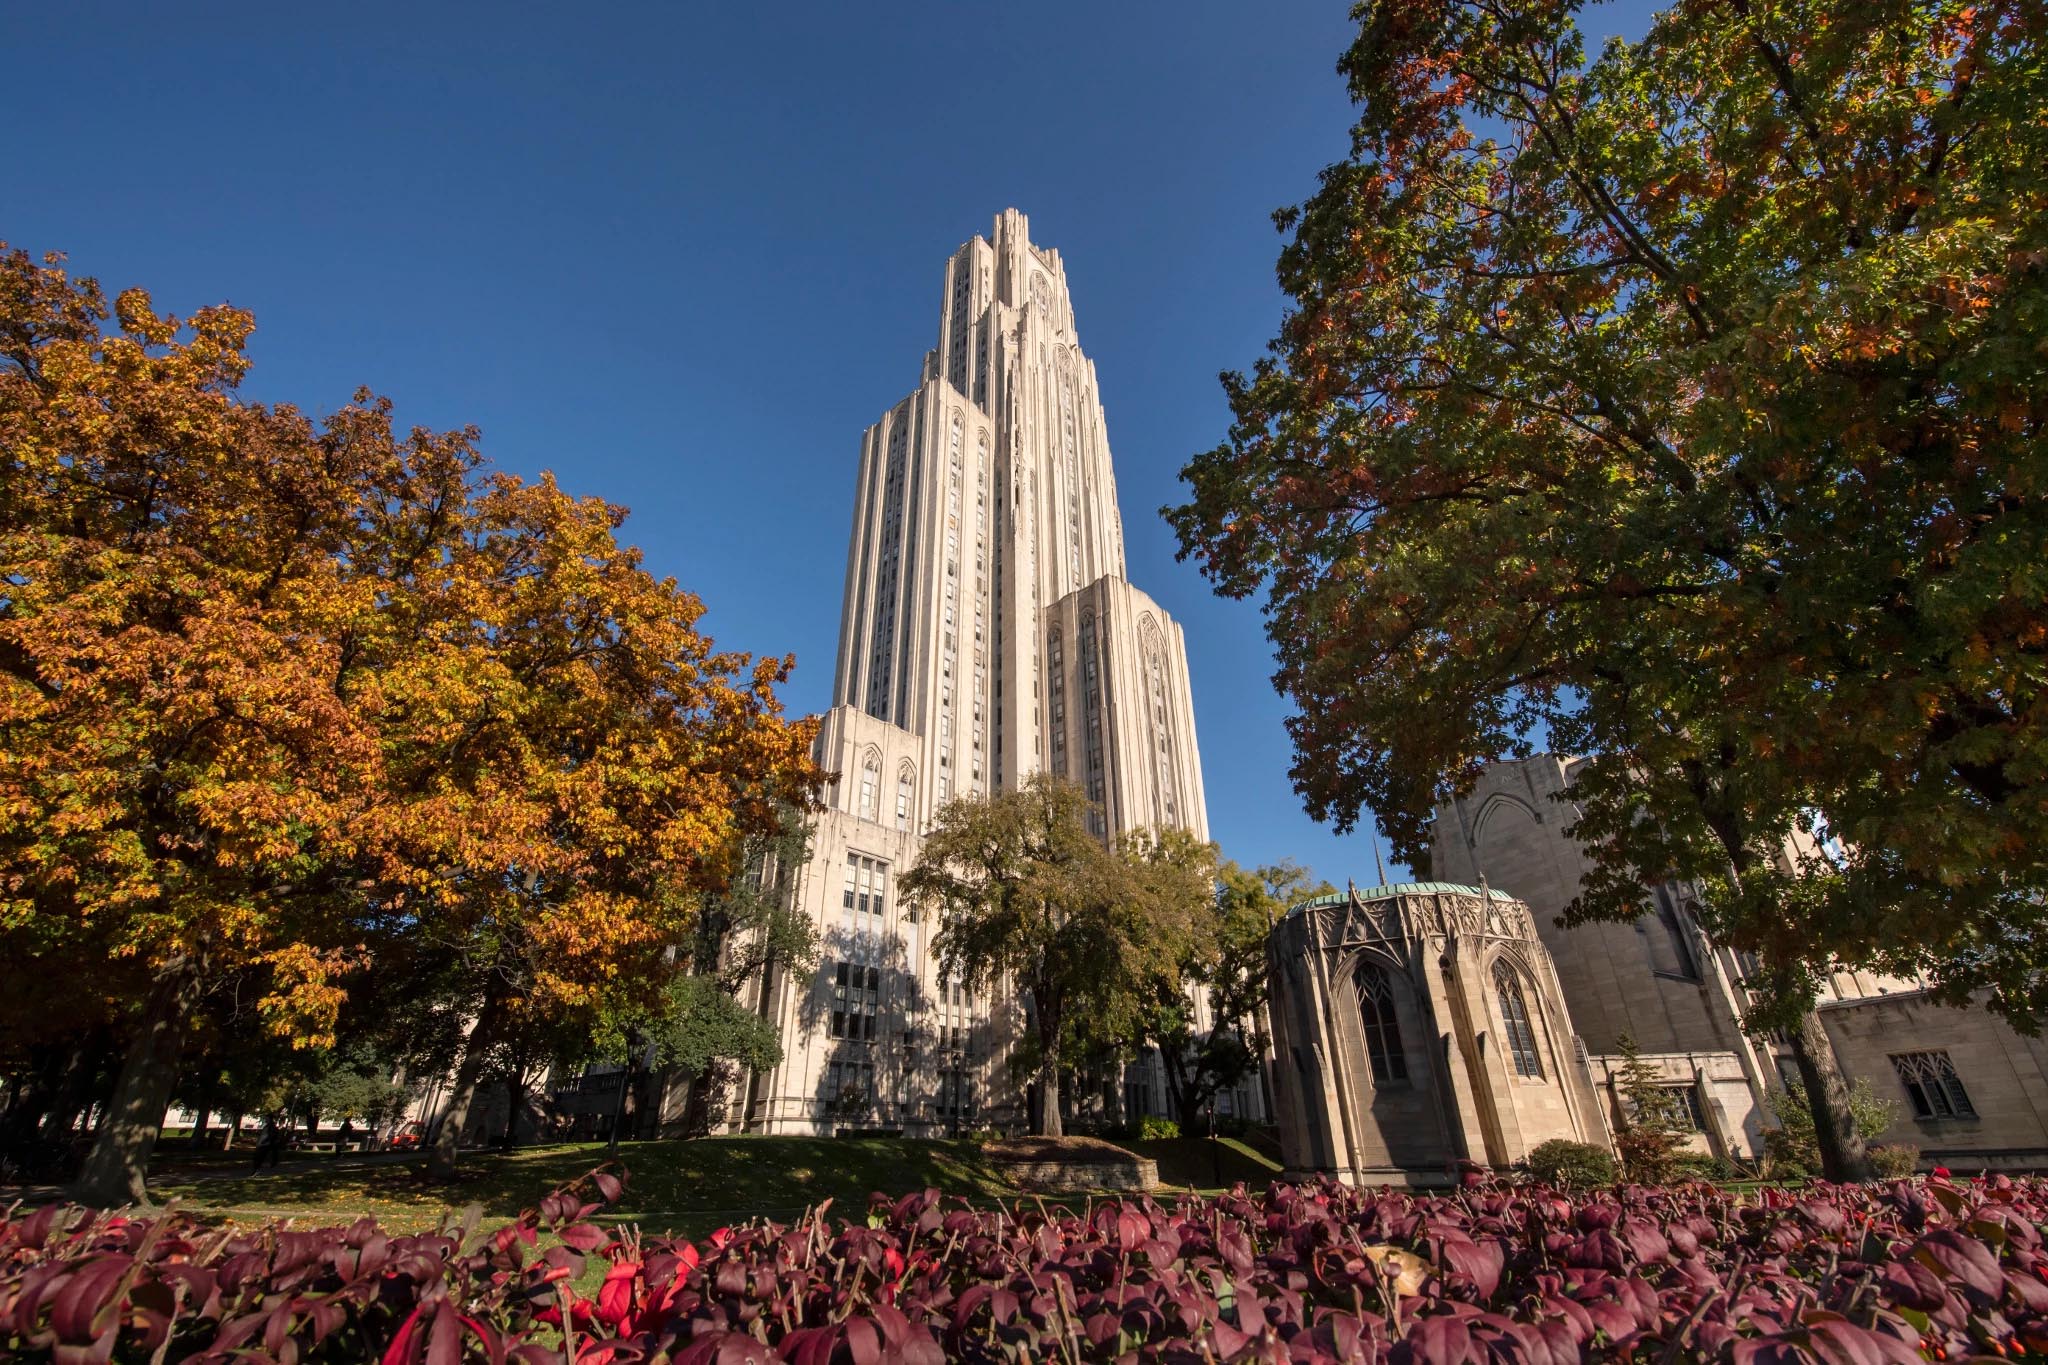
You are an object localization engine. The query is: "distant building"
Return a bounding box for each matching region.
[1430,754,2048,1172]
[692,210,1244,1136]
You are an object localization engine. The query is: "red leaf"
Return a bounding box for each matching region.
[558,1222,609,1254]
[47,1254,129,1346]
[380,1303,425,1365]
[425,1300,462,1365]
[1801,1316,1923,1365]
[1441,1238,1503,1298]
[596,1260,642,1327]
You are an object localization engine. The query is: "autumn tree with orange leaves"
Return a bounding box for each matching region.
[1169,0,2046,1181]
[0,247,818,1204]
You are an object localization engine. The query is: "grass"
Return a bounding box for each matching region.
[138,1133,1289,1239]
[1129,1136,1284,1191]
[149,1136,1025,1239]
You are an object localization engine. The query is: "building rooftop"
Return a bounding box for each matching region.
[1287,881,1513,917]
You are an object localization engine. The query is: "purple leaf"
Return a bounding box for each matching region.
[1404,1311,1476,1364]
[1912,1229,2004,1299]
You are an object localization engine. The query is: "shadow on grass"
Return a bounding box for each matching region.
[1127,1136,1284,1192]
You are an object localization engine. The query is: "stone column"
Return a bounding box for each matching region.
[1305,907,1366,1182]
[1421,921,1504,1168]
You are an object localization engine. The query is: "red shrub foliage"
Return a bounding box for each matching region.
[6,1169,2047,1362]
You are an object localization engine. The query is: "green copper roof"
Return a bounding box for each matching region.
[1288,881,1511,916]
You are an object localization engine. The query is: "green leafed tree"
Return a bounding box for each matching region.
[602,801,820,1138]
[902,776,1211,1137]
[1765,1075,1899,1180]
[1612,1033,1691,1184]
[1167,0,2045,1181]
[1209,861,1335,1115]
[1117,826,1228,1123]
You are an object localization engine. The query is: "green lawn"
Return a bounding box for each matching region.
[141,1133,1288,1239]
[149,1136,1024,1239]
[1129,1136,1285,1190]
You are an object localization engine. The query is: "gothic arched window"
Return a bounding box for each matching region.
[895,765,914,831]
[1353,963,1409,1086]
[1646,886,1700,980]
[858,753,880,822]
[1494,961,1544,1079]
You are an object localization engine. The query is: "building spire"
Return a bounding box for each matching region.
[1372,832,1388,887]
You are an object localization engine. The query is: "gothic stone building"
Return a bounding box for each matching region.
[1267,882,1608,1186]
[1431,755,2048,1173]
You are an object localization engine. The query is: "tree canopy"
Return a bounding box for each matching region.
[901,776,1216,1137]
[0,245,819,1201]
[1167,0,2048,1024]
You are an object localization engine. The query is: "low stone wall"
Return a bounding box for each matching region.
[985,1136,1159,1193]
[1921,1148,2048,1175]
[999,1156,1159,1193]
[1284,1165,1456,1190]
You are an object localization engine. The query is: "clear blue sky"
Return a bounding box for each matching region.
[7,1,1656,888]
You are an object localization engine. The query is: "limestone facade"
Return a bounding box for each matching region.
[1820,991,2048,1172]
[1266,883,1608,1186]
[1429,754,2048,1171]
[730,211,1214,1136]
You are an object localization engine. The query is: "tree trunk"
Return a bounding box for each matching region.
[1160,1043,1192,1124]
[1,1051,60,1157]
[1035,997,1063,1138]
[607,1028,645,1153]
[222,1108,242,1151]
[36,1037,97,1147]
[427,996,503,1181]
[1789,1010,1872,1182]
[501,1071,524,1149]
[1253,1015,1276,1121]
[1715,855,1869,1183]
[71,961,200,1207]
[187,1066,218,1150]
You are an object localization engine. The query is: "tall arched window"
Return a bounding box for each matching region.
[858,753,880,822]
[1646,886,1700,980]
[1353,963,1408,1086]
[895,765,914,831]
[1494,961,1544,1079]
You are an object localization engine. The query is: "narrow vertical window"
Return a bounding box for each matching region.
[1494,961,1544,1079]
[858,754,880,822]
[1353,963,1409,1086]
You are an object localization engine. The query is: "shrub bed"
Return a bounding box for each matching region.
[5,1169,2047,1362]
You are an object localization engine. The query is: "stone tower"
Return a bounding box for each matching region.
[733,211,1210,1135]
[830,208,1206,834]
